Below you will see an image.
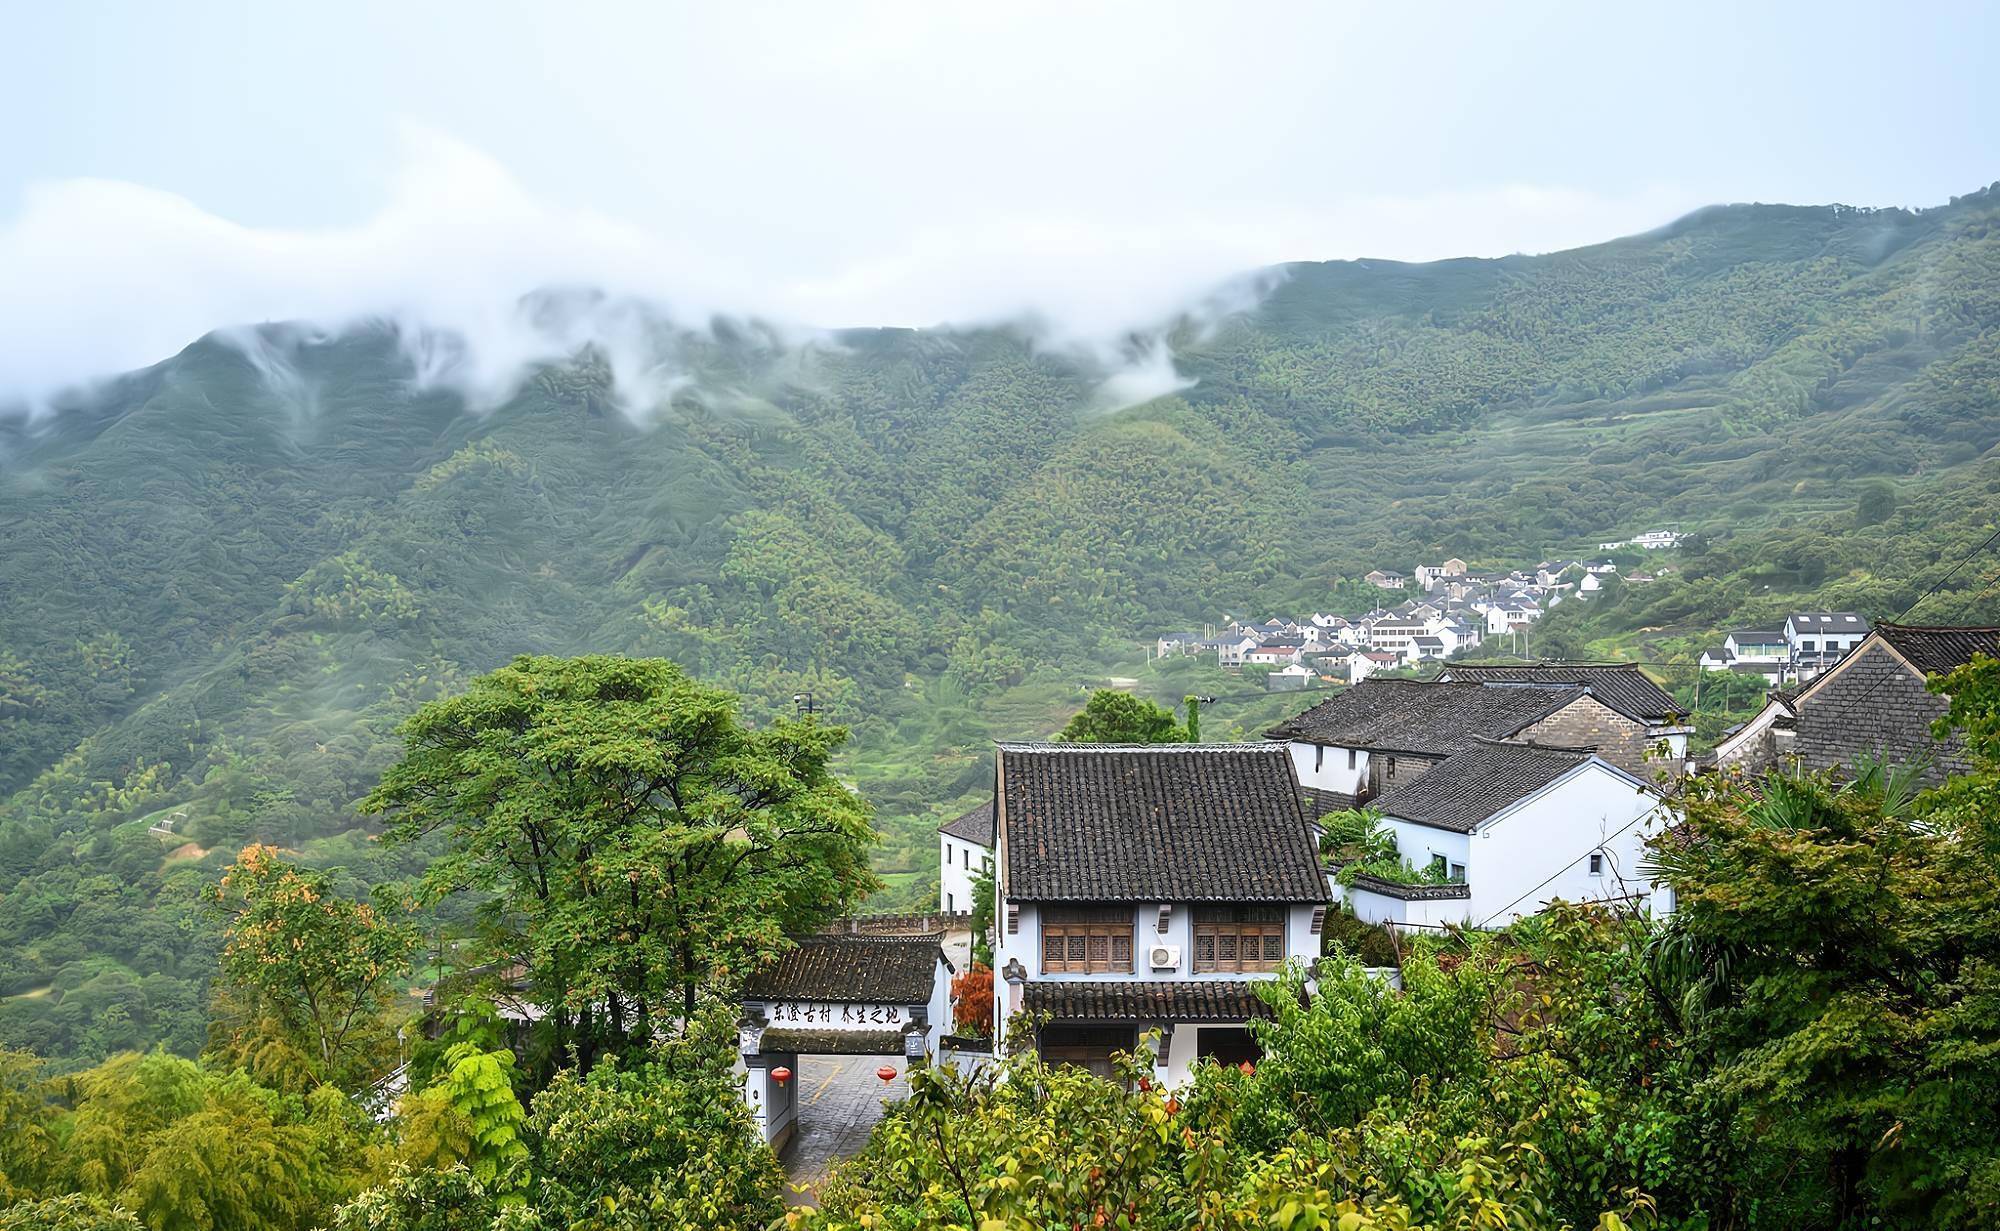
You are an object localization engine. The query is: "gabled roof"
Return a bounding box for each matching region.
[1264,680,1582,754]
[939,801,995,846]
[1372,740,1610,833]
[1438,662,1683,723]
[1875,623,2000,677]
[743,934,945,1004]
[997,743,1326,903]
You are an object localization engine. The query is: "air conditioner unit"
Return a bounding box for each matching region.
[1149,944,1181,971]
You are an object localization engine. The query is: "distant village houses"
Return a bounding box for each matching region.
[1153,556,1619,686]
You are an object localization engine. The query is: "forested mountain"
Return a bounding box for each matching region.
[4,184,1999,1063]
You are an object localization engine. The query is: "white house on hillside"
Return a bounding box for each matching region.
[1784,612,1871,680]
[991,743,1329,1084]
[938,802,994,915]
[1345,740,1669,929]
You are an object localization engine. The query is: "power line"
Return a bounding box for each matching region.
[1473,804,1660,930]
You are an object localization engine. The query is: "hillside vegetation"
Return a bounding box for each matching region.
[3,185,1999,1061]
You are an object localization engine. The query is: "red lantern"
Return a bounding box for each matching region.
[876,1065,898,1083]
[1238,1061,1255,1076]
[770,1066,792,1086]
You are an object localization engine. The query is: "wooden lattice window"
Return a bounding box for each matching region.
[1193,905,1286,973]
[1041,905,1135,974]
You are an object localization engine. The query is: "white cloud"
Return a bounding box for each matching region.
[0,125,1703,414]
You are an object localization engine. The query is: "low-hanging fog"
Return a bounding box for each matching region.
[1,2,1989,416]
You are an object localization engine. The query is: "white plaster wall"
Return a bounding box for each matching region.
[1162,1023,1201,1085]
[922,956,953,1053]
[1346,885,1473,929]
[938,834,991,915]
[1466,764,1663,926]
[1287,741,1368,799]
[1380,818,1469,877]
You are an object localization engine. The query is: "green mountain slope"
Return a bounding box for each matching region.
[3,185,1998,1062]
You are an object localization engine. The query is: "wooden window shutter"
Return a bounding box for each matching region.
[1310,906,1327,934]
[1006,904,1020,934]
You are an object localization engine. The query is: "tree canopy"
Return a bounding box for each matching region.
[362,655,877,1073]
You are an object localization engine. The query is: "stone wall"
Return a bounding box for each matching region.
[1794,644,1963,782]
[1518,696,1653,777]
[1367,752,1441,798]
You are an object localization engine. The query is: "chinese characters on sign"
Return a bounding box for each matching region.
[764,1002,909,1027]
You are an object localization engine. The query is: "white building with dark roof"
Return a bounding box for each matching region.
[1784,612,1871,680]
[1348,740,1669,930]
[990,743,1329,1084]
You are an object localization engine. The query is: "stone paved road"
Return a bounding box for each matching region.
[781,1054,908,1207]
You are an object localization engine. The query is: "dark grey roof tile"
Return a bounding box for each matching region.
[743,934,943,1004]
[999,744,1325,903]
[1024,979,1275,1022]
[1371,740,1601,833]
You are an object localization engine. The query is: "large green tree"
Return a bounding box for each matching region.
[362,656,877,1072]
[1646,751,2000,1227]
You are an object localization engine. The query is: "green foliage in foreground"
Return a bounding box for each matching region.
[0,1194,145,1231]
[800,950,1657,1231]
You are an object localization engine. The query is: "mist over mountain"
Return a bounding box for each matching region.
[3,183,1999,1061]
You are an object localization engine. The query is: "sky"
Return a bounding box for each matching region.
[0,1,1994,407]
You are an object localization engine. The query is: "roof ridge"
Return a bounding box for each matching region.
[1879,621,2000,633]
[997,741,1282,752]
[1470,734,1596,756]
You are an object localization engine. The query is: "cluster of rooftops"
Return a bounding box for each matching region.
[939,660,1691,915]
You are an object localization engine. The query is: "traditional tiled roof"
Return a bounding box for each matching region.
[998,744,1326,903]
[1347,874,1472,901]
[742,934,943,1004]
[1024,979,1275,1023]
[1264,680,1581,753]
[1875,623,2000,677]
[1439,662,1684,723]
[1371,740,1600,833]
[939,801,995,846]
[758,1028,907,1055]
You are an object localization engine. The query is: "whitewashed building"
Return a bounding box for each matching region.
[938,803,994,916]
[991,743,1329,1085]
[1346,740,1669,929]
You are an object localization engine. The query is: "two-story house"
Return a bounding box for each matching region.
[1344,739,1669,930]
[990,743,1328,1084]
[937,802,994,915]
[1784,611,1871,681]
